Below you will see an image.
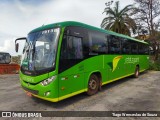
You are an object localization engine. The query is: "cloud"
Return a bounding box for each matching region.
[0,0,110,36]
[0,39,13,52]
[0,0,134,56]
[0,34,25,56]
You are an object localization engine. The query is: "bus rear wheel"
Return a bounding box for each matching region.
[134,66,139,78]
[87,74,99,95]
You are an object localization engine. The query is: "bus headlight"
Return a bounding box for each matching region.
[41,76,56,86]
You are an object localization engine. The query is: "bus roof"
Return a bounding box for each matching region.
[0,52,10,54]
[29,21,148,45]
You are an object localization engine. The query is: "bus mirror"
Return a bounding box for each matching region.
[15,43,19,52]
[15,37,27,53]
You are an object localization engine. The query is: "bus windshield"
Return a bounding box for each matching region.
[21,28,60,71]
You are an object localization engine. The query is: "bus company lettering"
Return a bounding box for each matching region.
[125,57,139,64]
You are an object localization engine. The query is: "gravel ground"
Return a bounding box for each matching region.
[0,71,160,120]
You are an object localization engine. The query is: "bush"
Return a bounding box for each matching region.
[149,59,160,71]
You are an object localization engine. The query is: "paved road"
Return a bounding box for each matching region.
[0,71,160,120]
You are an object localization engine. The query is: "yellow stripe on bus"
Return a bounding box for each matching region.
[102,69,146,85]
[102,73,134,85]
[26,88,87,102]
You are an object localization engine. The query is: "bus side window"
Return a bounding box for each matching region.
[131,42,138,54]
[138,43,143,54]
[72,36,83,59]
[122,39,131,54]
[144,45,149,55]
[88,31,107,55]
[108,35,121,54]
[61,35,83,59]
[137,43,149,55]
[59,35,84,73]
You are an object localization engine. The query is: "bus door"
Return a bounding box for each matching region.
[58,26,87,98]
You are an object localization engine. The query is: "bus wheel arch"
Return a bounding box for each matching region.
[134,65,140,78]
[87,72,101,95]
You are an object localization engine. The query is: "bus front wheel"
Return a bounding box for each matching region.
[134,66,139,78]
[87,74,99,95]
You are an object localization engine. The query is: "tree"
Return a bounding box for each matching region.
[147,31,160,60]
[134,0,160,60]
[101,1,137,36]
[134,0,160,36]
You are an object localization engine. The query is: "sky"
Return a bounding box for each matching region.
[0,0,134,56]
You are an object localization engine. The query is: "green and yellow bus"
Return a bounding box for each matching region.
[15,21,149,102]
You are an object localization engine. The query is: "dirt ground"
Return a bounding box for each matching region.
[0,71,160,120]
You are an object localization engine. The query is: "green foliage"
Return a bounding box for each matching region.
[149,57,160,71]
[101,1,137,36]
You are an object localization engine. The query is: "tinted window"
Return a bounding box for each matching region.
[131,42,138,54]
[122,39,131,54]
[139,44,149,55]
[108,35,121,54]
[59,34,84,73]
[138,43,144,54]
[61,35,83,59]
[144,45,149,54]
[89,31,107,55]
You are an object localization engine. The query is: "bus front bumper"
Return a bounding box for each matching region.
[20,79,59,102]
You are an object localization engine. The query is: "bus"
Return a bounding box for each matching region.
[0,52,11,64]
[15,21,149,102]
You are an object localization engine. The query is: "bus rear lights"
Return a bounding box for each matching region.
[41,76,56,86]
[44,91,50,96]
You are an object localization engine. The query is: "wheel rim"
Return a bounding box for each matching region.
[89,79,97,90]
[135,68,139,77]
[136,69,139,76]
[136,71,138,76]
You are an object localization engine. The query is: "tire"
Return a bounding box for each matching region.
[87,74,99,95]
[134,66,139,78]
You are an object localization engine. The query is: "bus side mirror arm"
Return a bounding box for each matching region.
[15,37,27,53]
